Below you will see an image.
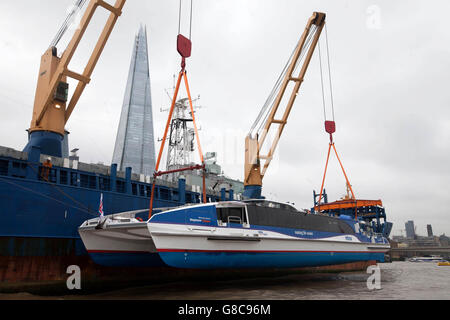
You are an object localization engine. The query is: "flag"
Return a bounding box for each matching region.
[98,193,104,217]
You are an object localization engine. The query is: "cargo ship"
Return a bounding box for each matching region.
[0,0,243,285]
[0,145,239,282]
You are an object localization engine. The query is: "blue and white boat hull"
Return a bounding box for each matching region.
[148,222,390,269]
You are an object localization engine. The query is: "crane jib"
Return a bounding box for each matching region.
[243,12,326,198]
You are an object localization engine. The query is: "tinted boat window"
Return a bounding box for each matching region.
[216,207,247,224]
[246,204,354,234]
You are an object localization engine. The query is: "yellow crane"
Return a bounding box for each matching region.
[23,0,126,157]
[244,12,326,199]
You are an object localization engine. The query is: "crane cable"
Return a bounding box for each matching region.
[257,25,318,136]
[325,24,336,122]
[149,0,206,218]
[178,0,193,40]
[318,23,335,122]
[318,37,327,121]
[252,25,317,137]
[50,0,88,49]
[316,23,356,216]
[249,24,319,137]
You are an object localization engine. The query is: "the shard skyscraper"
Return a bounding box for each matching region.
[112,25,156,176]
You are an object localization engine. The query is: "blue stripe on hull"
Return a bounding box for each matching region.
[159,251,385,269]
[88,252,167,267]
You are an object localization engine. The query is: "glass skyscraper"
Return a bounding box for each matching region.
[112,25,156,176]
[405,220,416,239]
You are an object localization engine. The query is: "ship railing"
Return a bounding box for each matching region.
[374,232,389,241]
[109,206,187,219]
[109,209,149,220]
[227,216,242,224]
[83,209,149,226]
[374,232,384,236]
[85,203,213,227]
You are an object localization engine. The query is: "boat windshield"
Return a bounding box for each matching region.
[243,199,298,212]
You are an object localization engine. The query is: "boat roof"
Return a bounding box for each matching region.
[151,199,299,214]
[243,199,298,211]
[216,201,247,208]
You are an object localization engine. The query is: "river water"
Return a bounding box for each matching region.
[2,261,449,300]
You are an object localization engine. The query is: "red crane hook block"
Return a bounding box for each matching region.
[177,34,192,70]
[325,120,336,142]
[325,120,336,134]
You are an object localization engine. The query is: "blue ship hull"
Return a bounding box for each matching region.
[158,251,386,269]
[83,249,385,269]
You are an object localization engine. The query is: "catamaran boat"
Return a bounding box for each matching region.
[78,209,165,267]
[147,200,391,269]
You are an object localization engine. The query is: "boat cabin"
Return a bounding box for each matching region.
[215,200,355,235]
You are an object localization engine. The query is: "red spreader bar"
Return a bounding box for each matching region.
[154,164,205,177]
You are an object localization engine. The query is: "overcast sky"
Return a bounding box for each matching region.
[1,0,449,237]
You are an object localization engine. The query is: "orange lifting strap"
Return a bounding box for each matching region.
[317,120,357,219]
[148,31,206,219]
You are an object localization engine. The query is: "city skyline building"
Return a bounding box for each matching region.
[405,220,416,239]
[112,25,156,176]
[427,224,433,237]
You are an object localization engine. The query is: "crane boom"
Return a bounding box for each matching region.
[24,0,126,157]
[244,12,326,199]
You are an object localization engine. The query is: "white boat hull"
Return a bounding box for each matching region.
[78,214,164,267]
